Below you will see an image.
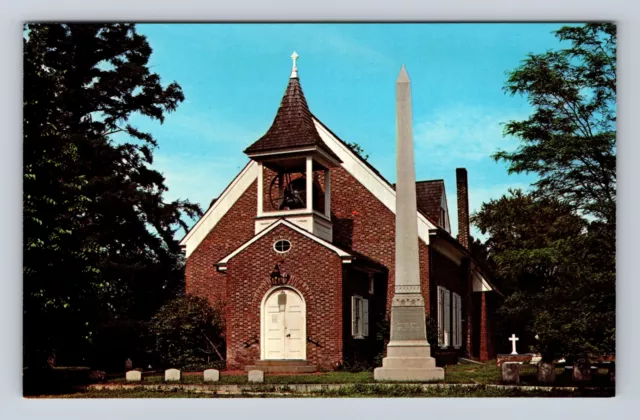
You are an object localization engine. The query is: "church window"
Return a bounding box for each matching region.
[437,286,451,347]
[351,295,369,339]
[273,239,292,253]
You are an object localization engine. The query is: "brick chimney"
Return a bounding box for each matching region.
[456,168,470,250]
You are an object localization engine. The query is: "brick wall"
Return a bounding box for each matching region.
[185,180,257,310]
[479,292,494,361]
[224,223,344,370]
[185,163,435,369]
[330,166,431,315]
[456,168,470,250]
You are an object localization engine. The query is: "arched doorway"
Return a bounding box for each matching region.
[260,286,306,360]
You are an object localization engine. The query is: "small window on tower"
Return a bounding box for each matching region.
[273,239,292,253]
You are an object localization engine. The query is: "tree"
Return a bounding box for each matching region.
[496,23,616,225]
[23,24,201,368]
[472,191,615,360]
[472,24,616,360]
[149,296,225,370]
[345,141,369,161]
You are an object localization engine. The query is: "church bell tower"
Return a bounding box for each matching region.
[243,52,340,242]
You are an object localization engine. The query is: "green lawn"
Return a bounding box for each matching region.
[109,371,374,385]
[105,363,535,386]
[35,384,614,399]
[104,362,610,387]
[29,360,614,398]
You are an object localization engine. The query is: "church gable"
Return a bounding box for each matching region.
[217,219,352,270]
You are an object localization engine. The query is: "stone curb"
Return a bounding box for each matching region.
[88,382,614,395]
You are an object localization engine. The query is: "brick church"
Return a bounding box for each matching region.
[180,56,499,372]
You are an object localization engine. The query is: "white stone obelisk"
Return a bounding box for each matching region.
[374,66,444,381]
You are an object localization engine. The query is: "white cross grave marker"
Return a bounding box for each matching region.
[509,334,519,355]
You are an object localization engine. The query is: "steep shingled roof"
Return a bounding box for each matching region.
[244,76,338,161]
[415,180,445,225]
[390,180,445,229]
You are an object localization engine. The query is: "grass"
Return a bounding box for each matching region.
[108,371,374,385]
[28,360,614,398]
[104,362,612,387]
[32,384,614,399]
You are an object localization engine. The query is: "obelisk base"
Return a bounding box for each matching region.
[374,341,444,381]
[374,295,444,382]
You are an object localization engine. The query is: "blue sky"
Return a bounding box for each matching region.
[127,23,574,239]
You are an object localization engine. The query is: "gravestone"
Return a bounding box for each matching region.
[248,369,264,383]
[165,368,181,382]
[125,358,133,371]
[501,362,520,384]
[88,370,106,383]
[508,334,520,355]
[537,362,556,384]
[126,370,142,382]
[203,369,220,382]
[572,359,592,382]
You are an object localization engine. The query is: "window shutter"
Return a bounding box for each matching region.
[452,294,457,348]
[351,296,357,336]
[452,293,461,348]
[444,289,451,347]
[363,299,369,337]
[457,294,463,348]
[437,287,444,346]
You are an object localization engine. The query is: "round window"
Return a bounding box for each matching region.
[274,239,291,253]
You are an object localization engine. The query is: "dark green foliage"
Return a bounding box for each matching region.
[472,191,615,359]
[496,23,616,225]
[345,141,369,160]
[23,23,201,369]
[149,296,225,369]
[473,24,616,361]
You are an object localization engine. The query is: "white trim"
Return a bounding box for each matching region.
[441,190,451,233]
[247,147,317,158]
[217,218,351,267]
[305,156,313,212]
[472,270,493,292]
[247,146,341,168]
[257,161,264,217]
[273,239,292,254]
[324,168,331,218]
[313,118,436,244]
[179,161,258,258]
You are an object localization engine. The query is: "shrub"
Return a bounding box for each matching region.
[149,296,225,369]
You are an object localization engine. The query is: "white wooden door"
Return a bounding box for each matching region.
[263,288,305,360]
[284,291,304,359]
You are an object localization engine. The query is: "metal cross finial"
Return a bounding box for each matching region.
[290,51,299,78]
